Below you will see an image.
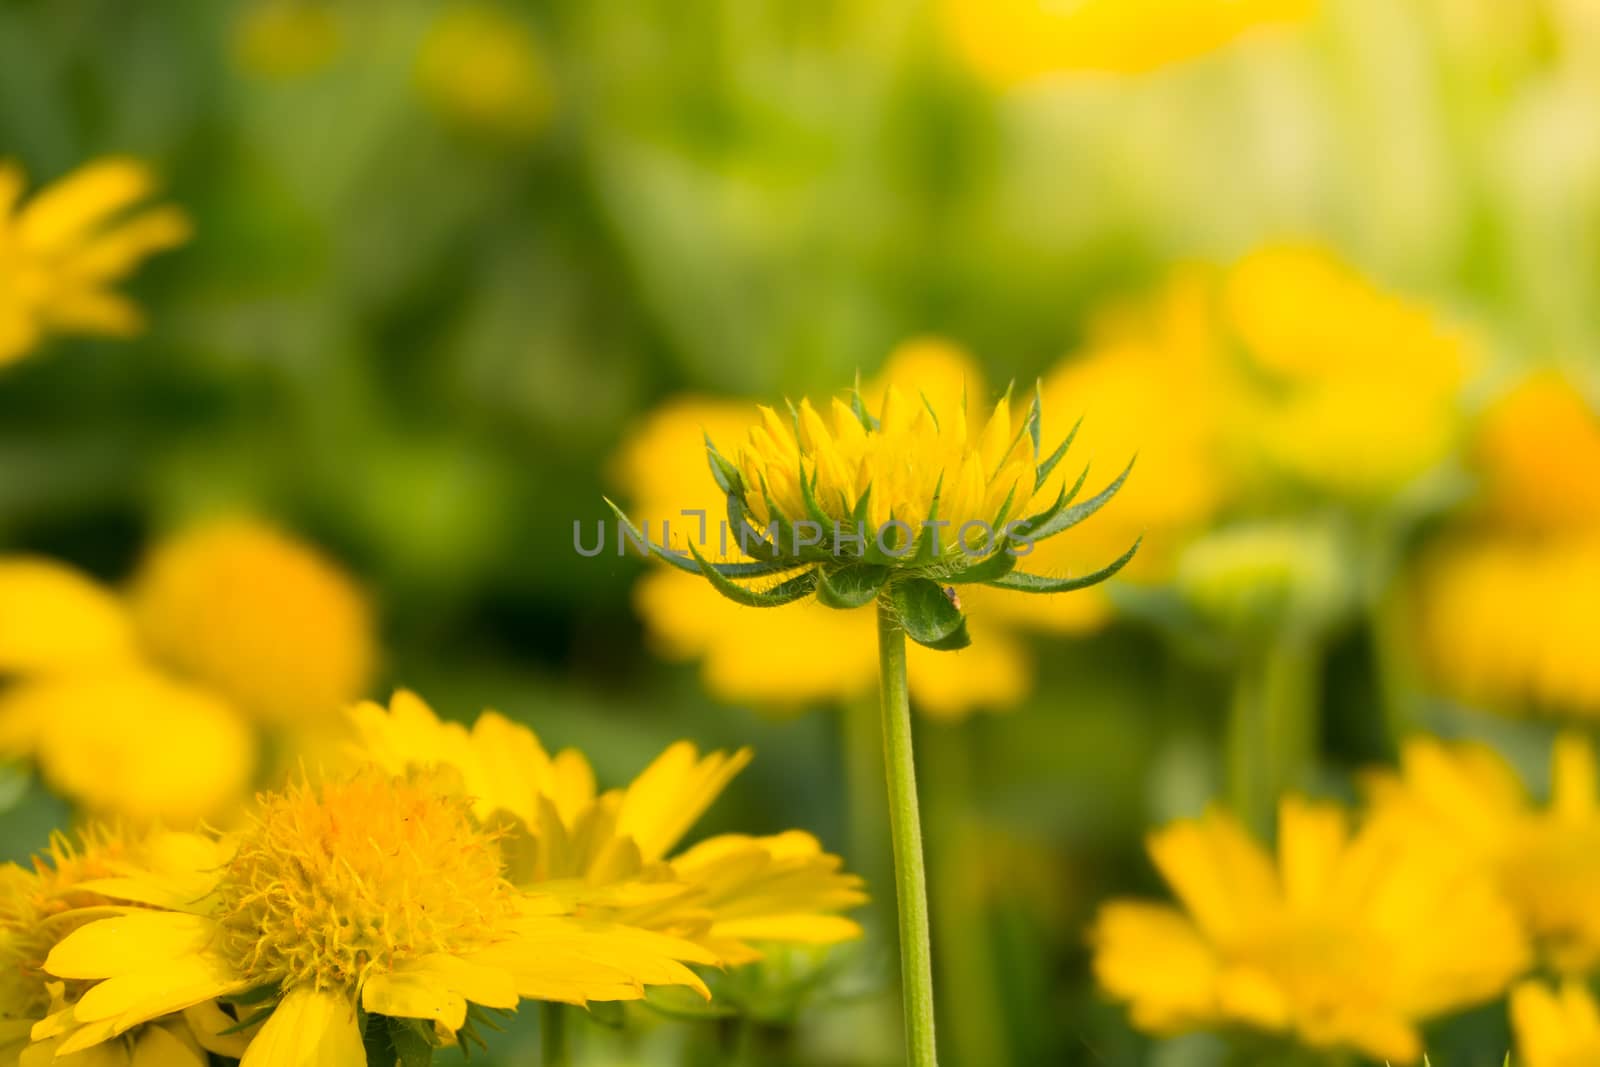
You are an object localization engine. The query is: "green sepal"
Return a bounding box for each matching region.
[602,498,789,578]
[817,563,890,609]
[909,474,947,566]
[942,548,1018,584]
[724,490,782,563]
[364,1015,435,1067]
[986,537,1141,594]
[1035,415,1082,491]
[797,456,834,532]
[1021,456,1135,542]
[890,578,971,651]
[687,541,817,606]
[704,435,742,496]
[848,378,879,432]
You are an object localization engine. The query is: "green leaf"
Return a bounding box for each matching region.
[816,563,889,609]
[890,578,971,650]
[1020,456,1135,541]
[986,537,1141,594]
[686,541,817,607]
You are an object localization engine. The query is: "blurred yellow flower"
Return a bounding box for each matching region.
[1415,536,1600,715]
[1090,798,1528,1063]
[415,3,553,139]
[1513,980,1600,1067]
[1413,372,1600,716]
[1365,734,1600,973]
[34,767,720,1065]
[232,0,343,79]
[349,690,867,964]
[0,558,137,675]
[1473,371,1600,532]
[129,516,376,724]
[0,827,247,1066]
[614,339,1081,718]
[0,670,255,826]
[1221,243,1474,501]
[941,0,1317,83]
[0,157,190,367]
[0,517,374,821]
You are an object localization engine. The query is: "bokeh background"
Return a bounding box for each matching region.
[3,1,1600,1064]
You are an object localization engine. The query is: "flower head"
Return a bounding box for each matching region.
[0,157,190,367]
[613,341,1046,716]
[1364,733,1600,973]
[1091,798,1528,1063]
[35,763,720,1065]
[611,344,1137,655]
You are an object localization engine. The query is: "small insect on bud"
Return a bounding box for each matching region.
[943,586,962,611]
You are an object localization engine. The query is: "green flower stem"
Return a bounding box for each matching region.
[876,596,939,1067]
[1227,636,1317,837]
[541,1002,569,1067]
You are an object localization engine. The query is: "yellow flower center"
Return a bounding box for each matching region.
[734,389,1037,559]
[216,775,517,994]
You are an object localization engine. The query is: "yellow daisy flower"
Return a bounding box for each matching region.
[1513,980,1600,1067]
[1090,797,1528,1063]
[940,0,1317,84]
[0,157,190,367]
[415,3,553,139]
[348,690,867,964]
[0,826,248,1067]
[1413,372,1600,716]
[1364,733,1600,973]
[32,768,719,1065]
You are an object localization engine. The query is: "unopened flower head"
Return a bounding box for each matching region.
[609,369,1138,653]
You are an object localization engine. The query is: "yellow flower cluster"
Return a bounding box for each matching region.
[0,158,189,367]
[1096,731,1600,1063]
[0,516,375,823]
[1413,371,1600,716]
[941,0,1318,82]
[0,692,864,1067]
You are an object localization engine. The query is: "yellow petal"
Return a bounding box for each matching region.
[0,557,137,676]
[239,987,364,1067]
